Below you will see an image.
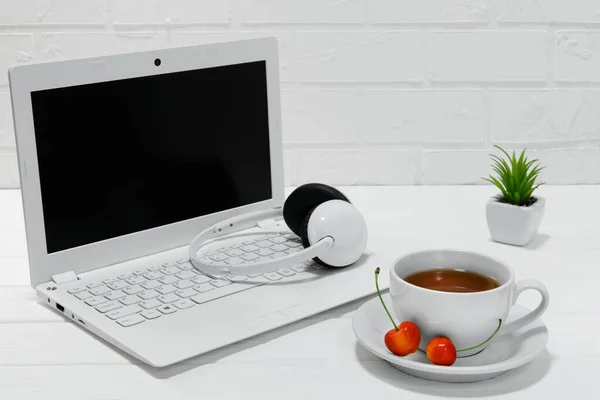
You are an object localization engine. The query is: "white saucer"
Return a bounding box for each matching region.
[353,294,548,383]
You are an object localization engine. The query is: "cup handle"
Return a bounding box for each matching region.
[501,279,550,334]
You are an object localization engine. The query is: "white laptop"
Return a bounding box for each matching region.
[8,37,387,367]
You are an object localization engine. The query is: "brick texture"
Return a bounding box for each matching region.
[0,1,598,187]
[0,92,14,148]
[298,31,423,82]
[428,31,548,82]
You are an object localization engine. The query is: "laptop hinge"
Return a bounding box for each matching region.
[51,271,79,285]
[257,218,278,229]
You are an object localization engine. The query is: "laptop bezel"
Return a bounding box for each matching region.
[8,37,285,287]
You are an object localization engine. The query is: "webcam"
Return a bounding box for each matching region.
[154,58,161,67]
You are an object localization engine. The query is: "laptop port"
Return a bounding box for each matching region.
[56,303,65,312]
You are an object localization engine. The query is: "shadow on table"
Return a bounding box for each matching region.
[523,233,550,251]
[355,343,552,397]
[487,233,550,251]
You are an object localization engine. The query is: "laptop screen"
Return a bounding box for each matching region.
[30,60,273,254]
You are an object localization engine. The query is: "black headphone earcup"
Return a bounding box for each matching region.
[300,207,332,268]
[284,183,349,237]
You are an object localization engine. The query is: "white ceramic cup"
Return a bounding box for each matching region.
[389,249,549,357]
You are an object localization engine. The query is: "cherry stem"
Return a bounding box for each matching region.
[457,319,503,353]
[375,267,398,331]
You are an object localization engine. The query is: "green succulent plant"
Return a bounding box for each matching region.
[483,145,545,207]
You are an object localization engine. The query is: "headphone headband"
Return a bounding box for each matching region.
[188,208,334,277]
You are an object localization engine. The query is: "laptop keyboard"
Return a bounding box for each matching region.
[64,232,324,328]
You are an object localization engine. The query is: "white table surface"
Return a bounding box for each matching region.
[1,185,599,399]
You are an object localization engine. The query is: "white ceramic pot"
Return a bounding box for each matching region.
[485,195,545,247]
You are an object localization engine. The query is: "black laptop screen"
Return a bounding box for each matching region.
[31,60,273,254]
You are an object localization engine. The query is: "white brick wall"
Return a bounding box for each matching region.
[1,0,599,188]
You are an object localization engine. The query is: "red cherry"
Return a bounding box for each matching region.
[384,321,421,356]
[426,337,457,366]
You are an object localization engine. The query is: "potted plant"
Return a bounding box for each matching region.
[483,145,546,247]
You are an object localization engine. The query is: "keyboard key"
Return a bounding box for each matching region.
[241,245,259,252]
[174,279,194,289]
[196,256,214,265]
[271,244,288,252]
[226,249,244,257]
[138,290,159,300]
[270,252,285,259]
[227,275,248,282]
[67,286,87,294]
[140,299,162,309]
[178,262,194,271]
[86,282,103,289]
[264,272,282,281]
[177,258,189,264]
[310,262,324,270]
[132,269,147,276]
[122,285,143,295]
[104,290,126,301]
[175,270,196,280]
[210,253,228,262]
[118,273,133,280]
[141,280,161,290]
[286,248,301,254]
[148,265,163,271]
[241,253,260,262]
[85,296,107,307]
[230,243,242,249]
[175,288,197,298]
[75,291,94,300]
[256,240,273,248]
[226,257,244,265]
[161,266,181,275]
[125,276,146,285]
[96,302,121,313]
[159,275,178,285]
[120,295,142,306]
[106,305,142,320]
[283,233,296,239]
[162,262,177,267]
[157,304,177,314]
[256,248,274,257]
[256,235,268,241]
[156,285,176,294]
[89,286,111,296]
[116,314,145,327]
[277,268,296,277]
[158,293,179,303]
[209,279,231,288]
[140,309,162,320]
[191,275,211,284]
[173,299,195,309]
[248,273,263,278]
[203,250,218,256]
[143,271,163,280]
[102,278,118,285]
[107,280,128,290]
[286,241,302,248]
[193,283,214,293]
[291,264,311,273]
[268,233,280,238]
[217,246,229,252]
[270,236,287,244]
[242,240,256,245]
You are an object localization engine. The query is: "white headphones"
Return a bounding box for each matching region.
[189,183,368,276]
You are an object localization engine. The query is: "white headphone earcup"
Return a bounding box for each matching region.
[300,207,331,268]
[305,199,367,267]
